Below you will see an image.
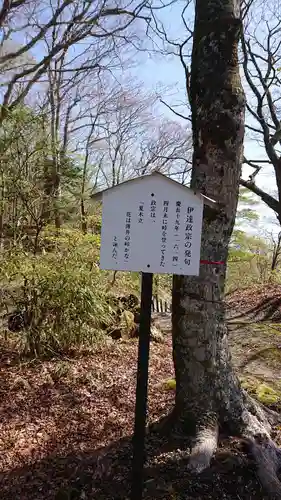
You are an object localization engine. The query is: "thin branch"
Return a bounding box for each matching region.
[245,123,264,135]
[246,38,279,130]
[0,0,27,28]
[241,28,278,165]
[240,178,279,214]
[0,0,74,65]
[159,98,190,121]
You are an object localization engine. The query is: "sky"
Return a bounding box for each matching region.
[4,0,279,237]
[126,1,279,237]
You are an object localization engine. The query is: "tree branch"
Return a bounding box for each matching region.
[159,98,190,121]
[241,28,278,165]
[240,178,279,214]
[0,0,27,28]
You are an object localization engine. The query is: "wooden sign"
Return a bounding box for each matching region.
[98,172,204,276]
[91,171,216,500]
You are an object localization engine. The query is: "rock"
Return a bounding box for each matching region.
[110,328,122,340]
[7,310,31,332]
[130,323,139,338]
[119,310,136,339]
[134,308,141,324]
[151,325,164,343]
[106,295,120,308]
[99,320,109,330]
[118,294,139,311]
[108,310,137,340]
[127,323,164,343]
[119,310,135,329]
[127,294,139,309]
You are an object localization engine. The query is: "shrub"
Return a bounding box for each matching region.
[0,228,113,356]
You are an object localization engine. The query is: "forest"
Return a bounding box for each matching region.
[2,0,281,499]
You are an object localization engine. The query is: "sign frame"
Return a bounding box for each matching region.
[97,172,211,277]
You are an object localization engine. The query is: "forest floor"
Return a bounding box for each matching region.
[1,286,281,499]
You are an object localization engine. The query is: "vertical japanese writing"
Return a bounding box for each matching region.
[160,200,169,268]
[138,202,144,224]
[112,236,118,262]
[124,211,131,262]
[184,206,194,266]
[172,201,181,267]
[150,198,156,221]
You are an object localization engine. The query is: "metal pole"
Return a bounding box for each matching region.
[131,272,153,500]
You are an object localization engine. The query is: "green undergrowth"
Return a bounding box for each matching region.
[163,378,176,391]
[0,228,110,355]
[163,376,281,407]
[0,227,171,357]
[240,322,281,336]
[240,376,281,406]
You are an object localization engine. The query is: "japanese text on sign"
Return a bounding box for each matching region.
[124,211,131,262]
[150,198,156,220]
[172,201,181,267]
[160,200,169,268]
[138,202,144,224]
[184,206,194,266]
[112,236,118,261]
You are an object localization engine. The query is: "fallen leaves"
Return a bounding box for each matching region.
[0,309,279,499]
[0,330,174,479]
[226,284,281,321]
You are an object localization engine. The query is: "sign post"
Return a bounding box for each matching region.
[131,272,153,500]
[93,172,215,500]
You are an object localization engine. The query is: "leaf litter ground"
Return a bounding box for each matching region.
[1,303,281,500]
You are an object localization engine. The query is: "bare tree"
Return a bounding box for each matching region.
[77,95,112,233]
[240,0,281,224]
[0,0,179,229]
[92,84,155,187]
[151,0,281,232]
[89,84,193,188]
[0,106,51,250]
[136,120,192,182]
[0,0,158,124]
[0,0,27,30]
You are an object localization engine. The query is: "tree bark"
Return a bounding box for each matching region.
[171,0,281,491]
[271,233,281,272]
[81,151,88,235]
[0,168,4,250]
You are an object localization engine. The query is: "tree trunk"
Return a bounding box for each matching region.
[271,232,281,271]
[171,0,281,492]
[81,150,89,235]
[48,61,63,231]
[0,168,4,250]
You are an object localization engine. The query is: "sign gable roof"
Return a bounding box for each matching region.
[90,171,216,208]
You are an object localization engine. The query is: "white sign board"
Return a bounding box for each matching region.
[99,174,203,276]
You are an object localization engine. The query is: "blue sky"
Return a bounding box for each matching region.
[127,2,278,236]
[5,0,278,236]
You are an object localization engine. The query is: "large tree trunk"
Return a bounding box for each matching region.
[171,0,281,493]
